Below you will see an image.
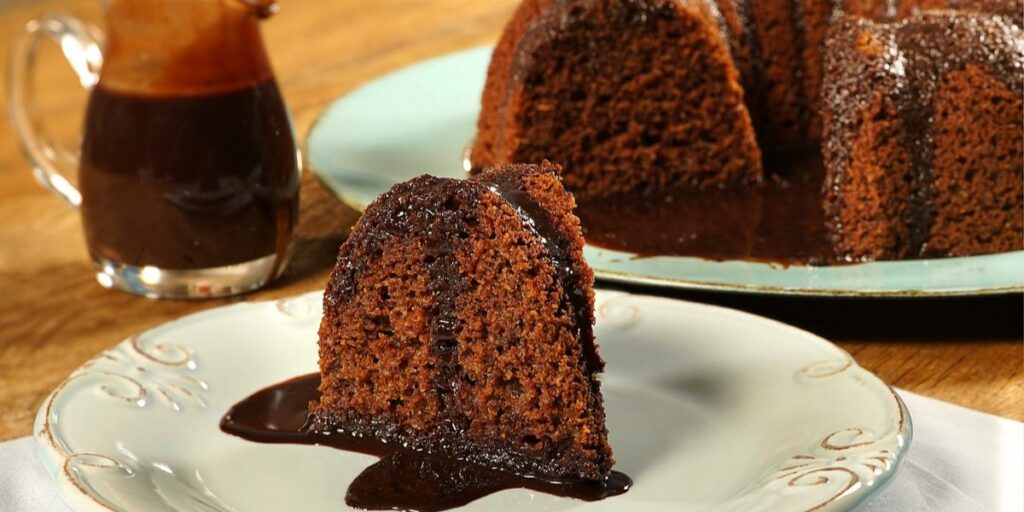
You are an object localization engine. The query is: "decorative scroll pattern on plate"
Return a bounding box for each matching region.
[59,450,235,512]
[596,294,641,325]
[799,358,854,379]
[76,335,208,411]
[751,363,907,511]
[276,294,321,320]
[40,334,230,511]
[763,429,899,512]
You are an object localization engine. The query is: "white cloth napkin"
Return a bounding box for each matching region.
[1,389,1021,511]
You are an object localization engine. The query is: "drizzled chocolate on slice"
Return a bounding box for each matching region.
[222,163,627,511]
[221,374,629,511]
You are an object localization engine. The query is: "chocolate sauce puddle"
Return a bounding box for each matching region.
[574,150,838,265]
[220,373,631,511]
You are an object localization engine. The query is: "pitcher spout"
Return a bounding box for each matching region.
[236,0,278,19]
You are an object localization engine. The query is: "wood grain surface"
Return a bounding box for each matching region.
[0,0,1020,442]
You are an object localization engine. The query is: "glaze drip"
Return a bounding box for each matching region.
[221,373,631,512]
[423,203,470,420]
[822,12,1024,257]
[576,150,836,264]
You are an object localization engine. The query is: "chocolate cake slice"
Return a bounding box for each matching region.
[472,0,1023,263]
[312,162,613,482]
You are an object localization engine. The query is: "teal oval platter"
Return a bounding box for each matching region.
[306,46,1024,297]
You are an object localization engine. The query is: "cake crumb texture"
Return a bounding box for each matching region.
[315,163,612,481]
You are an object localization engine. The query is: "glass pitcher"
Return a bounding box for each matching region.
[8,0,300,299]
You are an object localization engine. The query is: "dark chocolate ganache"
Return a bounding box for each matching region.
[220,373,631,512]
[574,150,836,264]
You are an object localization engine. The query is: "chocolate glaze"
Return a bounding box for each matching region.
[575,150,836,264]
[736,0,767,132]
[421,192,471,422]
[221,373,631,512]
[714,0,756,107]
[822,12,1023,258]
[789,0,810,136]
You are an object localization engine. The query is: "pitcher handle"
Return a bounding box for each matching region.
[6,14,104,208]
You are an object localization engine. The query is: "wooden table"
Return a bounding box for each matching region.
[0,0,1020,442]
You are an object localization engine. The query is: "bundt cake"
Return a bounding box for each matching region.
[312,162,614,482]
[472,0,1023,261]
[822,11,1024,260]
[471,0,763,198]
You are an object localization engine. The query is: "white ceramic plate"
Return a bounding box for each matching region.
[36,290,909,511]
[305,46,1024,297]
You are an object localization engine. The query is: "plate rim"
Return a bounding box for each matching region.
[34,290,913,512]
[591,268,1024,298]
[302,45,1024,298]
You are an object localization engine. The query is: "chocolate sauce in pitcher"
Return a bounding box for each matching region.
[78,0,299,272]
[79,81,299,269]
